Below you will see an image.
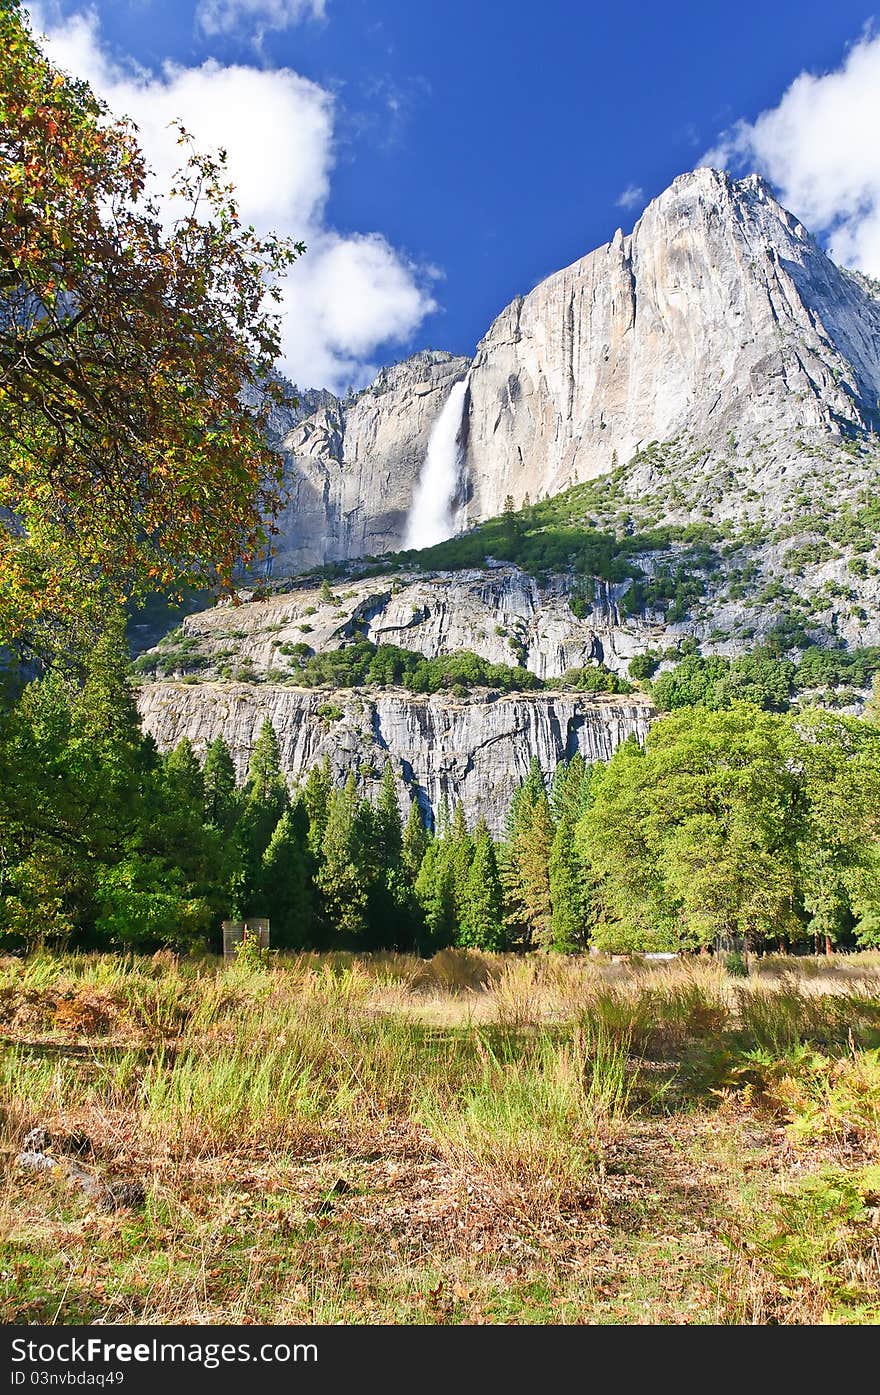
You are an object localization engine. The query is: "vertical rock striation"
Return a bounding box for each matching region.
[268,169,880,566]
[137,682,654,832]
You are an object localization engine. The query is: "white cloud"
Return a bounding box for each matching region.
[29,3,436,392]
[703,30,880,277]
[196,0,326,41]
[615,183,644,211]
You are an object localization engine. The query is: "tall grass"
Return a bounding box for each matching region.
[420,1023,631,1196]
[4,948,880,1168]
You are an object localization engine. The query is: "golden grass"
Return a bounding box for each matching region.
[2,947,880,1324]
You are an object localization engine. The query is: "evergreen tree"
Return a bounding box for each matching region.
[237,721,290,912]
[0,617,219,951]
[514,790,555,948]
[402,799,429,879]
[502,494,521,549]
[550,755,591,823]
[375,762,404,868]
[316,773,370,940]
[505,756,546,840]
[302,756,333,857]
[414,841,457,950]
[364,762,418,948]
[162,739,204,813]
[549,816,588,951]
[502,758,551,947]
[203,736,239,832]
[245,719,285,802]
[72,612,146,762]
[434,794,451,838]
[548,757,593,951]
[446,801,475,922]
[254,800,314,948]
[459,818,506,951]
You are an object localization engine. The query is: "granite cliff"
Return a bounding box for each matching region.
[269,169,880,567]
[137,681,652,833]
[133,167,880,819]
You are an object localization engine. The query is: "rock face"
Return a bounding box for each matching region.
[140,565,666,681]
[268,351,469,573]
[462,169,880,516]
[270,169,880,563]
[137,682,654,833]
[132,170,880,823]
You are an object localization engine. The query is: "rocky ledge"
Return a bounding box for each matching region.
[137,682,654,832]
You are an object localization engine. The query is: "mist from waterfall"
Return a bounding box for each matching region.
[403,379,468,549]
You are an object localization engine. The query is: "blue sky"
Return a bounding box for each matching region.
[29,1,880,391]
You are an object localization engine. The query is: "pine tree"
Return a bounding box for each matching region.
[505,756,546,840]
[245,719,286,802]
[316,773,370,940]
[162,738,204,813]
[550,754,590,823]
[254,800,314,948]
[374,762,403,870]
[547,757,593,951]
[459,818,506,951]
[549,816,587,951]
[202,736,239,832]
[446,801,475,921]
[302,756,333,857]
[364,761,419,947]
[237,720,290,912]
[434,794,451,838]
[72,611,145,760]
[502,758,549,946]
[502,494,520,549]
[402,799,429,879]
[515,790,555,948]
[414,840,457,950]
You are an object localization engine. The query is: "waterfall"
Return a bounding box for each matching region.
[403,379,468,549]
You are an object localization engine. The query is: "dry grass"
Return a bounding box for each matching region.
[2,948,880,1324]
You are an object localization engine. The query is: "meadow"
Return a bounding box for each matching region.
[3,949,880,1325]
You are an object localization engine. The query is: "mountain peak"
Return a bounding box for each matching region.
[271,166,880,569]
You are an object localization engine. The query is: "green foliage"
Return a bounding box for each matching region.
[651,653,796,712]
[580,703,880,953]
[402,799,429,879]
[202,737,239,832]
[414,841,457,951]
[458,819,507,951]
[315,774,371,942]
[724,951,748,977]
[628,651,661,682]
[302,756,333,858]
[287,637,543,695]
[547,665,632,694]
[253,802,313,949]
[503,759,554,949]
[0,614,225,951]
[233,931,272,970]
[783,540,839,571]
[652,646,880,713]
[548,759,593,952]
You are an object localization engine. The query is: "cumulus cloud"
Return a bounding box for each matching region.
[196,0,326,41]
[29,3,436,392]
[703,29,880,277]
[615,183,644,211]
